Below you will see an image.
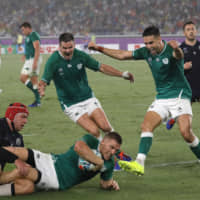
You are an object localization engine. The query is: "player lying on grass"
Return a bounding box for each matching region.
[0,132,121,196]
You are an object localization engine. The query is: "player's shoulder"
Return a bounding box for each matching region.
[179,41,186,48]
[74,48,88,57]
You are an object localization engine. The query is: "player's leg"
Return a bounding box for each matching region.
[20,59,40,107]
[0,178,35,196]
[90,108,113,133]
[77,113,101,137]
[177,114,200,159]
[119,111,162,175]
[29,75,41,107]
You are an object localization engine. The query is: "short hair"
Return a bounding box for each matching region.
[104,131,122,145]
[183,21,195,30]
[142,25,160,37]
[59,33,74,44]
[19,22,32,29]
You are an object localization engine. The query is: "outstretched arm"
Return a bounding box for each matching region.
[99,64,134,83]
[100,179,120,191]
[168,40,184,60]
[74,141,104,171]
[88,41,133,60]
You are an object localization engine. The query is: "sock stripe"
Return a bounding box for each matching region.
[141,132,153,138]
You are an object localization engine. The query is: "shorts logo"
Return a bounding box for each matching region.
[75,112,79,116]
[162,58,169,64]
[37,153,40,159]
[178,107,182,112]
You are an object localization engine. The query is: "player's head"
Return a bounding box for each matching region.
[100,132,122,160]
[5,103,29,131]
[59,33,75,60]
[142,25,162,55]
[183,21,197,41]
[20,22,32,36]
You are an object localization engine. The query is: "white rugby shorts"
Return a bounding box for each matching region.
[33,149,59,190]
[21,56,42,76]
[63,97,103,122]
[147,98,192,123]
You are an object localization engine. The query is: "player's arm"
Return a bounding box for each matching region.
[100,179,120,191]
[74,140,104,170]
[168,40,184,60]
[99,64,134,82]
[88,41,133,60]
[32,40,40,71]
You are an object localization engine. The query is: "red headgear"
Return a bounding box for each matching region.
[5,103,29,121]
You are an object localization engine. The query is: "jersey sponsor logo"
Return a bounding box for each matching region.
[156,58,160,62]
[77,64,83,70]
[193,51,197,55]
[162,58,169,64]
[26,38,30,43]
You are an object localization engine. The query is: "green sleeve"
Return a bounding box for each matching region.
[81,134,99,149]
[132,47,146,60]
[100,159,115,180]
[41,56,55,85]
[83,53,101,71]
[31,32,40,42]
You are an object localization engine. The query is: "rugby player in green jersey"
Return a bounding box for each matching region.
[0,132,121,196]
[88,25,200,176]
[20,22,42,107]
[39,33,133,139]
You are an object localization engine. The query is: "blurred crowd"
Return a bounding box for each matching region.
[0,0,200,37]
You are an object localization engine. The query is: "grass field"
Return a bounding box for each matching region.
[0,54,200,200]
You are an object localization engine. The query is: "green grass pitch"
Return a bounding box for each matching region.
[0,54,200,200]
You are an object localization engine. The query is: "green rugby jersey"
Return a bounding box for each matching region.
[41,49,101,107]
[52,134,114,190]
[25,31,40,59]
[133,41,192,99]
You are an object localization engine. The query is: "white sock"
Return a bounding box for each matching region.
[136,153,146,166]
[0,184,12,196]
[25,79,31,85]
[187,135,199,147]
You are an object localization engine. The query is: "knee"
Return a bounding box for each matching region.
[15,179,34,195]
[141,121,152,132]
[179,126,193,142]
[88,126,100,137]
[100,124,112,133]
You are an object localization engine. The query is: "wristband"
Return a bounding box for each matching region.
[122,71,129,79]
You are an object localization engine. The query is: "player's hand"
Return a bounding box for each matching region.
[184,61,192,70]
[88,41,98,51]
[122,71,134,83]
[14,159,30,177]
[110,180,120,191]
[167,40,179,49]
[38,80,46,97]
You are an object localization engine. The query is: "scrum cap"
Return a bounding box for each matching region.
[5,103,29,121]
